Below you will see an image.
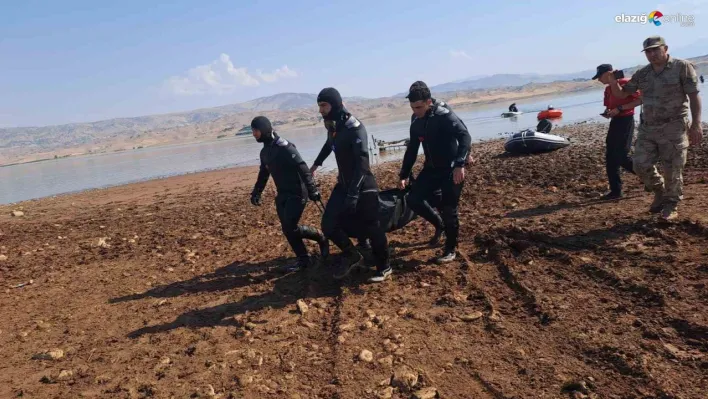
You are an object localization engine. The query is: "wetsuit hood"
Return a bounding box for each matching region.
[317,87,344,121]
[251,116,274,143]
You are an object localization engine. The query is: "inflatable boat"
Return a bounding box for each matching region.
[501,111,522,118]
[504,130,570,154]
[537,109,563,119]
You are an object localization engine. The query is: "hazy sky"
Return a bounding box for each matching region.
[1,0,707,127]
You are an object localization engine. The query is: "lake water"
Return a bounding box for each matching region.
[2,89,704,204]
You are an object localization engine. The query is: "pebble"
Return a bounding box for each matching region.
[383,339,399,352]
[11,210,25,217]
[459,312,483,322]
[202,384,216,397]
[391,365,418,391]
[359,349,374,362]
[296,299,309,314]
[237,374,253,387]
[413,387,438,399]
[378,355,394,367]
[32,349,64,360]
[377,387,393,399]
[57,370,74,381]
[0,255,7,261]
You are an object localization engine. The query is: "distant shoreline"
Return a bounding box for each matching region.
[0,85,602,168]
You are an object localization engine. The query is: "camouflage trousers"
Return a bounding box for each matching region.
[633,117,690,204]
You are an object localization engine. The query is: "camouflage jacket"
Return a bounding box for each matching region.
[623,56,699,125]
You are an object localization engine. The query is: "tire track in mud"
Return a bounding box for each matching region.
[298,263,347,398]
[457,251,503,330]
[474,236,556,325]
[469,224,705,399]
[578,261,666,307]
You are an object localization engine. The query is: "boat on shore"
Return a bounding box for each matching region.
[504,129,570,154]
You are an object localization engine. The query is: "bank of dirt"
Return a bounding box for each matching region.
[1,122,706,398]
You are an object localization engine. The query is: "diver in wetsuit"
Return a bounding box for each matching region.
[310,88,392,283]
[509,103,518,112]
[250,116,330,272]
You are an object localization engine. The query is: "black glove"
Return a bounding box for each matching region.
[344,194,358,213]
[308,190,321,202]
[250,193,261,206]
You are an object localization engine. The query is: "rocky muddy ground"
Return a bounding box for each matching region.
[1,122,706,399]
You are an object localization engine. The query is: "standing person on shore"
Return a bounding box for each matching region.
[607,36,702,220]
[309,88,392,282]
[398,81,472,263]
[249,116,329,272]
[592,63,642,200]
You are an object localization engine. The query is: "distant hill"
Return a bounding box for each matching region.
[237,93,318,111]
[428,71,596,93]
[427,53,708,94]
[1,54,706,166]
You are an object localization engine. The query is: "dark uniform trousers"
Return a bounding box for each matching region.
[275,194,322,260]
[321,184,389,271]
[408,167,464,251]
[606,115,635,194]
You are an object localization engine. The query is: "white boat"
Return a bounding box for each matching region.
[504,129,570,154]
[501,111,522,118]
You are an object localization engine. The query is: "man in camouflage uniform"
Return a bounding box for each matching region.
[607,36,703,220]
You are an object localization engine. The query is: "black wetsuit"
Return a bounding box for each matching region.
[399,99,472,252]
[313,110,389,271]
[252,133,323,261]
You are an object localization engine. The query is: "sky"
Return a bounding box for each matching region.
[1,0,707,127]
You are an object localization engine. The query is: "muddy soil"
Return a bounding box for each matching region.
[1,122,706,399]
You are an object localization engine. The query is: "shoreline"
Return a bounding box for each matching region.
[0,116,605,207]
[0,116,613,209]
[0,85,601,168]
[0,122,555,207]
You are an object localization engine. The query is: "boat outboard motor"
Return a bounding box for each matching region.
[536,119,553,133]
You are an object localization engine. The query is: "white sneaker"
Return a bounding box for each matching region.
[367,267,392,283]
[435,250,456,264]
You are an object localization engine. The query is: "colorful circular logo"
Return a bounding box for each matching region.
[649,10,663,26]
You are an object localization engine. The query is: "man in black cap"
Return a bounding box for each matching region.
[250,116,329,272]
[592,63,642,200]
[398,81,472,263]
[310,88,392,282]
[607,36,703,220]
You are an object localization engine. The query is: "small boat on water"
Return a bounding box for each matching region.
[373,136,409,151]
[537,109,563,119]
[501,111,522,118]
[504,129,570,154]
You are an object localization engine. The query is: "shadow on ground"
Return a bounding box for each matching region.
[113,245,437,338]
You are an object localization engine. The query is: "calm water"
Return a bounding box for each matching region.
[2,89,703,204]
